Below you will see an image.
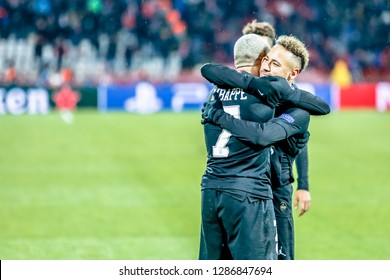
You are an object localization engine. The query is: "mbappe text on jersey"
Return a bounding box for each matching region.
[213,87,248,101]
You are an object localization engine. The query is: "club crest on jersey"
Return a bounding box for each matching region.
[280,201,287,212]
[279,113,295,123]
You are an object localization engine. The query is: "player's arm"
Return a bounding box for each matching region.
[201,63,330,115]
[283,130,310,157]
[203,99,309,147]
[201,63,280,108]
[219,115,306,146]
[294,146,311,217]
[201,63,254,90]
[295,146,309,191]
[290,89,330,116]
[247,77,331,116]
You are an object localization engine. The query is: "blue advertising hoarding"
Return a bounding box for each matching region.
[98,82,214,113]
[98,81,334,114]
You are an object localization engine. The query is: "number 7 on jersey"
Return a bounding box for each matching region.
[212,105,240,157]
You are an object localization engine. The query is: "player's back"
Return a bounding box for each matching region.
[202,86,274,199]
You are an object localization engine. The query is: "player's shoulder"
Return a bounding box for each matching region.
[278,107,310,125]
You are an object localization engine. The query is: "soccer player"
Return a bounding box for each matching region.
[242,21,314,259]
[199,34,328,260]
[201,34,328,259]
[242,20,312,225]
[242,20,311,260]
[199,33,277,260]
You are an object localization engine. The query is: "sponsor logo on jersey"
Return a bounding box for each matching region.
[279,113,295,123]
[256,89,264,96]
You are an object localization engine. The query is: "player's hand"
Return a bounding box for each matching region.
[201,94,224,125]
[246,76,282,108]
[267,76,300,104]
[285,131,309,156]
[296,131,310,149]
[294,189,311,217]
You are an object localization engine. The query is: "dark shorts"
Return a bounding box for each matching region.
[273,184,294,260]
[199,189,277,260]
[273,184,293,218]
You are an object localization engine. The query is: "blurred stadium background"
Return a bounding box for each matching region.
[1,0,390,260]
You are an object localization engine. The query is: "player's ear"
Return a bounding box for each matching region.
[287,68,299,82]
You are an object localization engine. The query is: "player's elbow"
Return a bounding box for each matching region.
[323,104,331,115]
[315,103,331,115]
[200,63,213,78]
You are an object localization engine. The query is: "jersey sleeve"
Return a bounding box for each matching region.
[216,108,310,147]
[200,63,254,90]
[246,76,331,115]
[294,90,331,116]
[295,145,309,190]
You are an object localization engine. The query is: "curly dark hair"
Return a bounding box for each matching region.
[242,20,276,45]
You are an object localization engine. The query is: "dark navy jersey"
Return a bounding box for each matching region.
[294,145,309,190]
[201,86,275,199]
[213,107,310,189]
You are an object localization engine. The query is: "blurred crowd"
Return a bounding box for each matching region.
[0,0,389,87]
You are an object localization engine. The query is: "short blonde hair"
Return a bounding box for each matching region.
[276,35,309,72]
[234,34,270,68]
[242,20,276,44]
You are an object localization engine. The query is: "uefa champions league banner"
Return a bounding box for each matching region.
[97,82,214,114]
[1,82,390,115]
[97,81,348,114]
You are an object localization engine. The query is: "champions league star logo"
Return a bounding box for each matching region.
[52,86,80,124]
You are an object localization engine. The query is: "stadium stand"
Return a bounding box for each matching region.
[0,0,389,86]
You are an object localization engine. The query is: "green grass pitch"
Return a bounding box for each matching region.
[1,110,389,260]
